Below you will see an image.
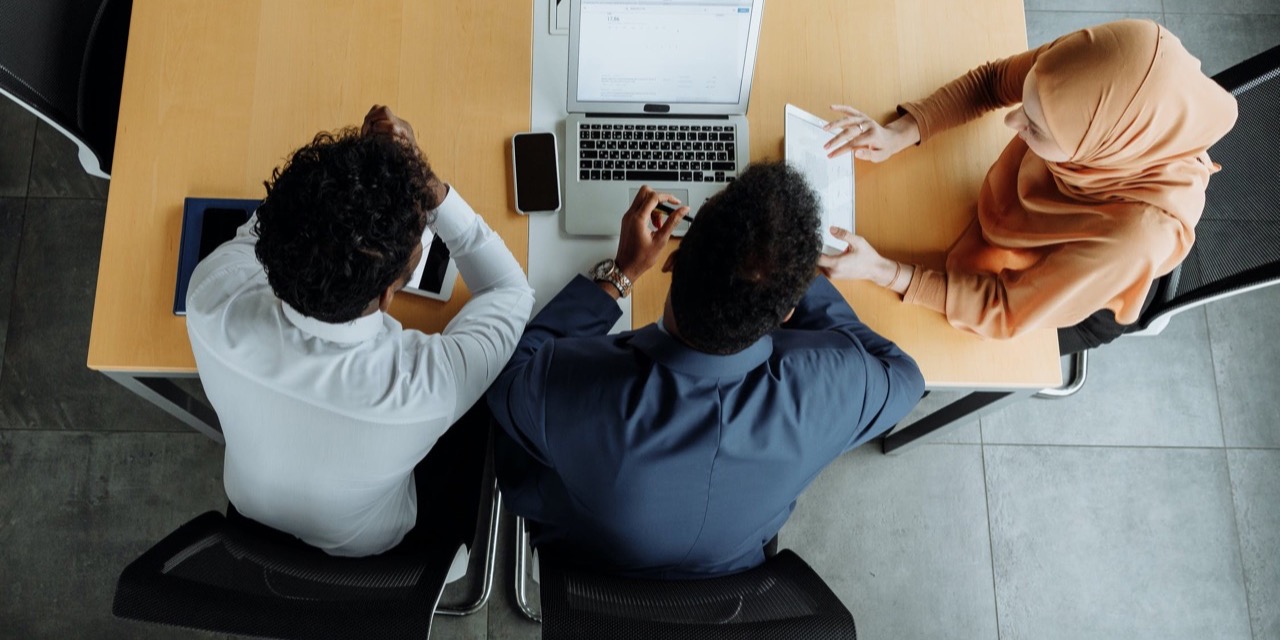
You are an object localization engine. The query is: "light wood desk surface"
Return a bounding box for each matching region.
[631,0,1062,388]
[87,0,532,373]
[89,0,1059,389]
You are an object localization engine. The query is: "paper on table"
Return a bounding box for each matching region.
[784,104,855,253]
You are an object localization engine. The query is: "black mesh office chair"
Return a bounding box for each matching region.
[0,0,133,178]
[112,405,501,639]
[512,516,856,639]
[1041,42,1280,398]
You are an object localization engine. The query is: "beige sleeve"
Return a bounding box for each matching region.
[903,267,948,314]
[903,211,1185,339]
[898,43,1051,143]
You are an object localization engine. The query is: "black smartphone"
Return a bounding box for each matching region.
[512,132,561,214]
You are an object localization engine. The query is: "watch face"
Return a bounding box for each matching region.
[591,259,615,280]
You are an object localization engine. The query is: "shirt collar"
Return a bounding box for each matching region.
[281,302,385,345]
[629,324,772,378]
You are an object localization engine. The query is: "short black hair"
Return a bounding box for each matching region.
[671,162,822,354]
[254,128,439,323]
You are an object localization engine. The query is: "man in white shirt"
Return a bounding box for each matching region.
[186,105,534,557]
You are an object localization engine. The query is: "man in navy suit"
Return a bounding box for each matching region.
[487,162,925,578]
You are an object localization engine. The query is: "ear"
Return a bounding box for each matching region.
[378,285,396,313]
[661,249,680,273]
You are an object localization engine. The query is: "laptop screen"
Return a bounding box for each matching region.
[575,0,756,105]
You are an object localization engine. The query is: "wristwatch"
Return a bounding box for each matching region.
[590,259,633,298]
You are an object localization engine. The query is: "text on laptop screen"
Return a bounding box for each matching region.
[577,0,754,105]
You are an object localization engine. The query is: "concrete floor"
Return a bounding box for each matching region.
[1,2,1277,639]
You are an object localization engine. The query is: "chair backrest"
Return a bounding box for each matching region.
[1139,43,1280,329]
[0,0,133,177]
[112,511,453,640]
[538,549,857,640]
[112,403,497,638]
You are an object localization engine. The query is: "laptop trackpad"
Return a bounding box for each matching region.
[629,188,692,237]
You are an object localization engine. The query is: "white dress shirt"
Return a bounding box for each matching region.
[186,188,534,556]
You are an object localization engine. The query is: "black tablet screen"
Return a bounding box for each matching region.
[411,234,452,294]
[199,208,252,261]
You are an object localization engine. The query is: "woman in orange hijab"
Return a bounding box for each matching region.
[818,20,1238,353]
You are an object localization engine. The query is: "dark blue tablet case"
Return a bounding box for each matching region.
[174,197,260,315]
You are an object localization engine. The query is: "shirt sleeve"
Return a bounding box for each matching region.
[902,267,948,314]
[836,325,926,450]
[785,278,926,450]
[487,275,623,467]
[428,188,536,423]
[898,43,1051,144]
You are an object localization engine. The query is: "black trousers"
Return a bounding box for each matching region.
[395,402,491,554]
[1057,285,1160,355]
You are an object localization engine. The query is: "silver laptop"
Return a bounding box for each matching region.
[564,0,766,236]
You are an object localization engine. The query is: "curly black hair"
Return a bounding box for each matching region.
[254,128,440,323]
[671,162,822,355]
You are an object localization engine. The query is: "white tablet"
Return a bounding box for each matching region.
[784,104,855,254]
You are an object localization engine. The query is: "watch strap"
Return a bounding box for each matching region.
[592,259,632,298]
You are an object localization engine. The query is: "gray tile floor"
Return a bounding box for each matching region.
[0,5,1277,639]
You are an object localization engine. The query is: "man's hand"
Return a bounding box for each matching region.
[615,186,688,283]
[362,105,417,145]
[823,106,920,162]
[817,227,901,289]
[361,104,448,205]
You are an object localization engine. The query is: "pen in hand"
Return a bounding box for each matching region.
[655,201,694,222]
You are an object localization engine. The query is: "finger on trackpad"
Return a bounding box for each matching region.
[629,187,692,236]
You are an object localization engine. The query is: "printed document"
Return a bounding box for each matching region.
[785,104,855,253]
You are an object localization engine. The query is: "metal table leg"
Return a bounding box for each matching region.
[102,371,223,443]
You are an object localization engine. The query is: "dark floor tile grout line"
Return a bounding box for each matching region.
[0,427,209,436]
[978,445,1004,640]
[977,442,1280,451]
[22,117,37,200]
[0,198,29,390]
[1220,448,1258,640]
[1203,305,1234,448]
[1206,308,1260,639]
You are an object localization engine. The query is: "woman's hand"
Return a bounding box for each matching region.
[818,227,910,293]
[823,106,920,162]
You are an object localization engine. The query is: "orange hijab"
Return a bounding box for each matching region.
[951,20,1238,329]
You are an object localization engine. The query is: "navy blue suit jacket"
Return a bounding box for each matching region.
[487,275,924,578]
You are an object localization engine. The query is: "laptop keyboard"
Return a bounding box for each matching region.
[577,123,738,183]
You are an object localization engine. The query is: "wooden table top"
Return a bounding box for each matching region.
[630,0,1062,388]
[87,0,532,373]
[89,0,1059,388]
